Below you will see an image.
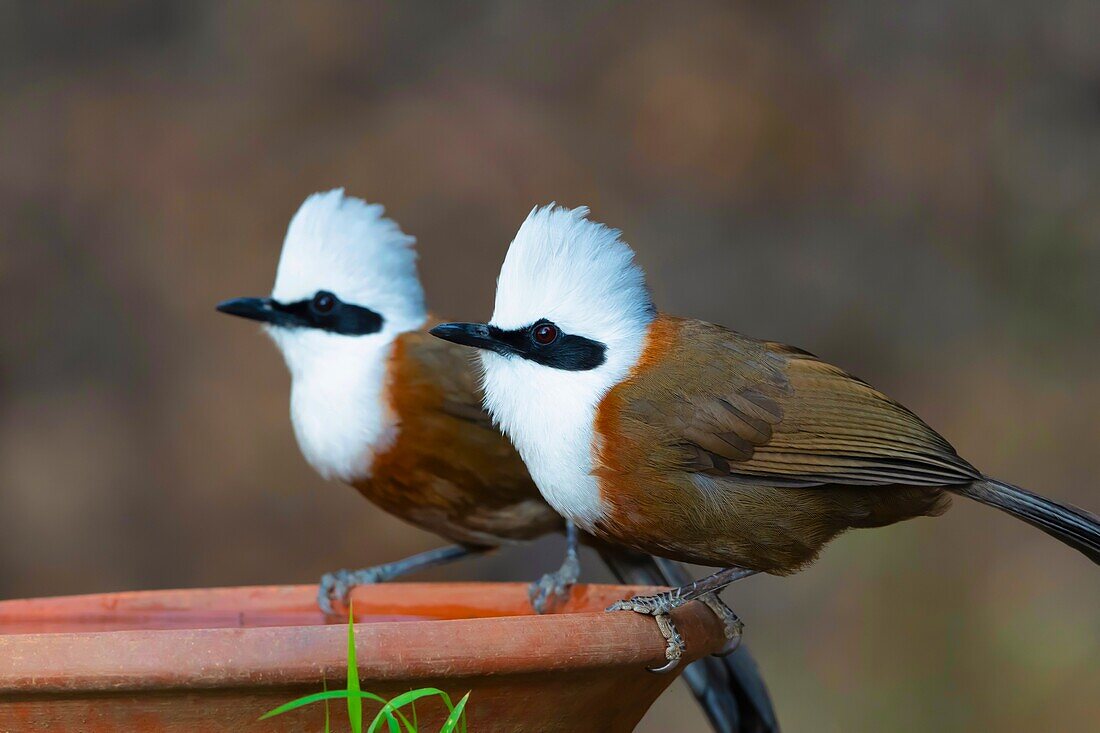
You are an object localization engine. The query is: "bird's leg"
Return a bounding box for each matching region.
[318,544,489,615]
[528,521,581,614]
[609,565,757,614]
[607,566,756,672]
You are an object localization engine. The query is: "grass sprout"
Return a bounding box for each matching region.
[260,601,470,732]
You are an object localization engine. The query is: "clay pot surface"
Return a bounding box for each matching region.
[0,583,726,732]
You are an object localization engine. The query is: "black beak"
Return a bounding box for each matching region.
[430,322,515,356]
[216,297,281,324]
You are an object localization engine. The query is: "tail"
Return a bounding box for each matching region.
[952,479,1100,564]
[597,545,780,733]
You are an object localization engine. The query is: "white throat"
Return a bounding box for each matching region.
[269,320,423,482]
[478,320,650,530]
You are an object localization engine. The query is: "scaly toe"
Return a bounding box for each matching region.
[527,577,551,614]
[699,593,745,656]
[714,622,745,656]
[606,592,680,616]
[317,588,335,616]
[527,571,574,614]
[317,570,350,616]
[648,613,685,674]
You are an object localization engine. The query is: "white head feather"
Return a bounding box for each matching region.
[265,190,427,482]
[271,189,425,329]
[478,205,655,527]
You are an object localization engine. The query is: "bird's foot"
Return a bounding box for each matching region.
[317,567,386,615]
[528,550,581,614]
[698,592,744,656]
[316,545,485,615]
[607,589,690,673]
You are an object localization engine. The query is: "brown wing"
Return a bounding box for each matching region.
[365,327,561,546]
[403,328,497,431]
[625,318,979,488]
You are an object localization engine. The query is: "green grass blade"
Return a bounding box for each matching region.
[259,690,391,720]
[439,692,470,733]
[381,688,452,712]
[385,703,417,733]
[367,706,417,733]
[346,603,401,733]
[347,602,363,733]
[367,688,453,733]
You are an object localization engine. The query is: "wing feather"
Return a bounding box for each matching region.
[620,319,978,488]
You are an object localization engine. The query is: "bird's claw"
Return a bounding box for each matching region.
[650,613,686,673]
[607,589,743,671]
[317,567,385,615]
[317,570,349,615]
[527,551,581,614]
[699,592,744,656]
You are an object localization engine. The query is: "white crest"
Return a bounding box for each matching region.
[479,205,655,528]
[272,189,425,333]
[265,190,427,481]
[491,205,654,337]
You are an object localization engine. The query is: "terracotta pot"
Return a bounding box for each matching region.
[0,583,727,732]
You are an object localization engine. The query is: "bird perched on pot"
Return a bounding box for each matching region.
[216,191,781,732]
[216,189,569,613]
[431,204,1100,669]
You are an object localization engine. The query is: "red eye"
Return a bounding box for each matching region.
[312,291,336,313]
[533,323,558,345]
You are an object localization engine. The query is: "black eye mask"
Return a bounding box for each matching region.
[216,291,384,336]
[430,319,606,371]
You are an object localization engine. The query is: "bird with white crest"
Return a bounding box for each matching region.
[431,204,1100,670]
[218,190,567,611]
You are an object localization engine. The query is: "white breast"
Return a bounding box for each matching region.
[271,327,398,482]
[478,354,610,531]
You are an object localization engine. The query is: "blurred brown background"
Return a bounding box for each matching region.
[2,2,1098,730]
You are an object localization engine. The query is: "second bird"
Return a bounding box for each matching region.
[431,205,1100,668]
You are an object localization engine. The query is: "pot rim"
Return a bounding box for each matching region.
[0,583,726,694]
